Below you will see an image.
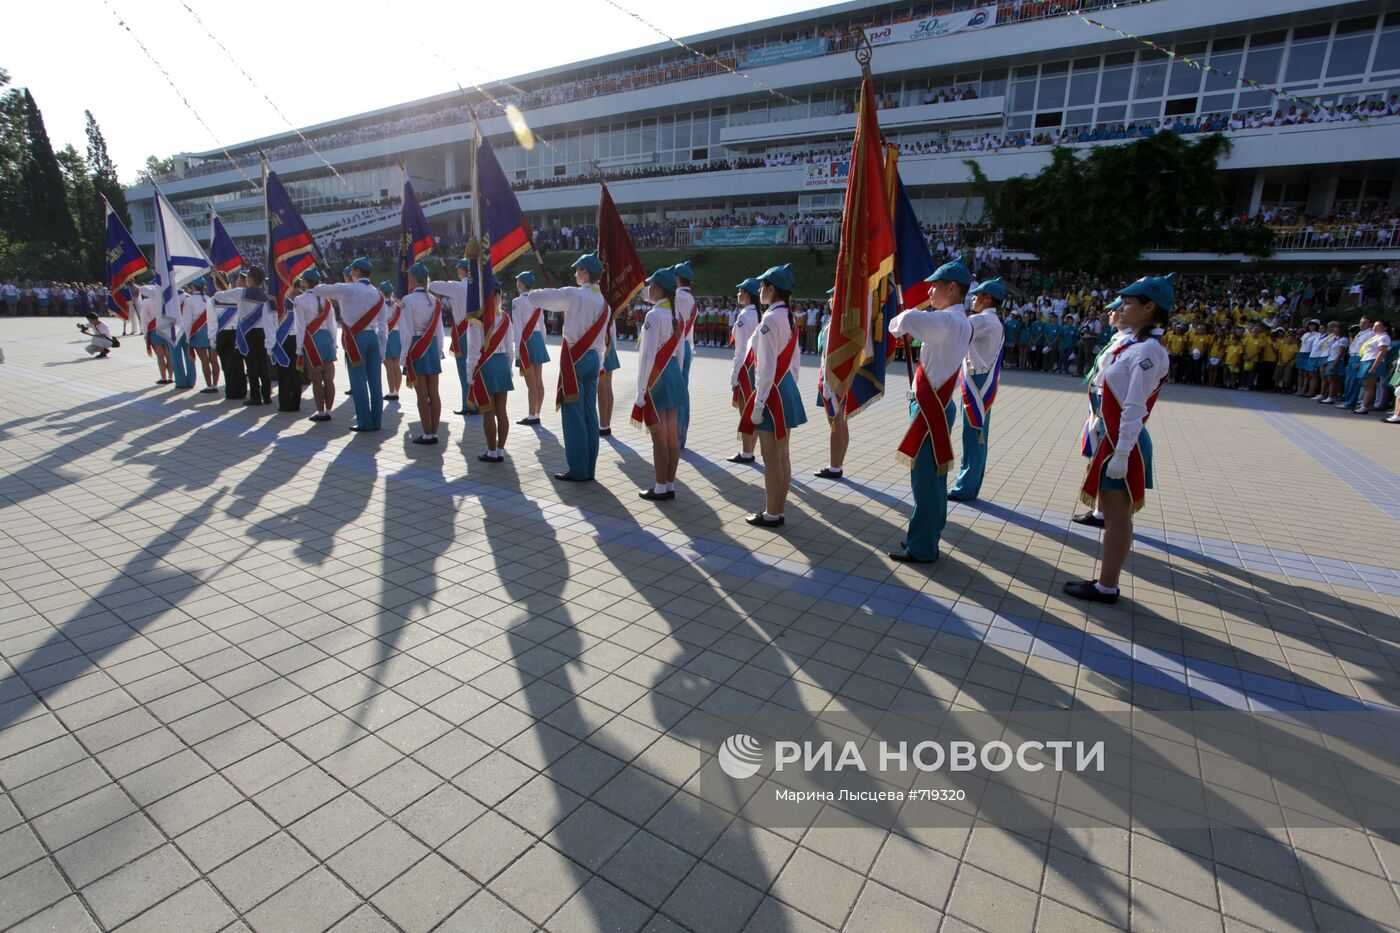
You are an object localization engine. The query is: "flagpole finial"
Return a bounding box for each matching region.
[855,29,873,80]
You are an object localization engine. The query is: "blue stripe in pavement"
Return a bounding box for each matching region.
[1233,391,1400,529]
[4,363,1395,716]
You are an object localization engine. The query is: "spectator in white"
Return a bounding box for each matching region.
[1356,320,1392,415]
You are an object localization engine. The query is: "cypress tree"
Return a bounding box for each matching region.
[18,89,77,250]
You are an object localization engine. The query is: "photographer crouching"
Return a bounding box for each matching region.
[78,312,117,358]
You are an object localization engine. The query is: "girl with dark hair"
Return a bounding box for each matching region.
[1064,274,1173,605]
[737,264,806,528]
[631,267,686,500]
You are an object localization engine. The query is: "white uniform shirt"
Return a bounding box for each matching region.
[1349,330,1371,357]
[675,286,696,351]
[1097,335,1169,453]
[634,300,684,408]
[525,282,608,365]
[1091,328,1134,393]
[1300,330,1322,359]
[888,304,973,391]
[730,304,759,386]
[137,285,159,334]
[1361,332,1391,363]
[178,293,210,344]
[1324,334,1348,362]
[211,287,276,350]
[426,279,472,335]
[965,308,1005,372]
[292,290,338,353]
[511,293,547,343]
[312,279,387,351]
[399,288,442,342]
[751,303,801,408]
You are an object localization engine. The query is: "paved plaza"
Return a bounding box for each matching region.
[1,317,1398,932]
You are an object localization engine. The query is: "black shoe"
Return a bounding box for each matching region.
[727,453,756,463]
[517,416,540,425]
[199,387,219,393]
[889,549,938,564]
[414,436,439,445]
[1070,512,1105,529]
[599,427,612,437]
[813,468,844,479]
[554,472,588,482]
[453,408,467,415]
[350,425,375,432]
[385,394,399,401]
[244,399,261,407]
[639,489,674,501]
[478,452,503,461]
[1063,580,1119,604]
[97,351,109,358]
[947,491,974,502]
[746,512,785,528]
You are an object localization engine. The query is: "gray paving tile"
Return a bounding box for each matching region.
[80,845,199,930]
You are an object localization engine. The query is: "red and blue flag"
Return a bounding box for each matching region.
[475,131,532,271]
[105,200,148,321]
[209,210,243,286]
[398,179,434,295]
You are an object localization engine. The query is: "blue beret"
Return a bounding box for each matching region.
[572,252,603,276]
[351,256,373,274]
[736,278,762,298]
[968,277,1005,303]
[456,258,471,270]
[757,263,795,293]
[825,286,835,296]
[378,281,394,295]
[341,265,352,276]
[1118,274,1174,311]
[925,260,972,287]
[646,267,678,293]
[515,270,536,287]
[1105,297,1124,311]
[408,261,429,280]
[671,260,693,281]
[299,268,321,284]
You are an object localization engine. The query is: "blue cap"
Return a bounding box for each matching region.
[757,263,795,293]
[825,287,835,296]
[378,281,394,295]
[342,264,352,277]
[350,256,373,274]
[299,268,321,284]
[968,277,1005,303]
[736,278,762,298]
[571,252,603,276]
[646,267,678,293]
[408,261,429,280]
[456,258,471,270]
[1117,273,1174,311]
[515,270,536,287]
[924,260,972,287]
[1105,297,1124,311]
[672,260,693,282]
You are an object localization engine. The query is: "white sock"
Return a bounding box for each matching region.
[653,484,667,494]
[763,511,781,520]
[1094,581,1118,595]
[827,465,843,473]
[1092,509,1104,520]
[665,482,674,493]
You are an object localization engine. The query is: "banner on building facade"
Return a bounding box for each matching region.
[739,38,830,69]
[694,227,790,246]
[866,7,997,47]
[803,159,851,189]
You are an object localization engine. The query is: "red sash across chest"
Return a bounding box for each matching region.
[404,297,442,388]
[630,316,682,429]
[895,363,960,471]
[555,298,609,410]
[469,313,513,406]
[1079,375,1161,513]
[341,294,384,368]
[518,307,543,368]
[302,300,333,368]
[737,320,798,441]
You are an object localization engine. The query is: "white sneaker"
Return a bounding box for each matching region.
[1310,394,1323,400]
[1385,415,1400,423]
[1355,407,1369,415]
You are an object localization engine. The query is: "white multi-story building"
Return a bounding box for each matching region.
[125,0,1400,261]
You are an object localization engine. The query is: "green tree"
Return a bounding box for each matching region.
[17,89,78,251]
[967,133,1272,276]
[136,154,174,185]
[85,111,128,226]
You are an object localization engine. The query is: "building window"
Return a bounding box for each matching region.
[1326,17,1378,78]
[1099,66,1132,103]
[1164,97,1198,117]
[1134,52,1168,100]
